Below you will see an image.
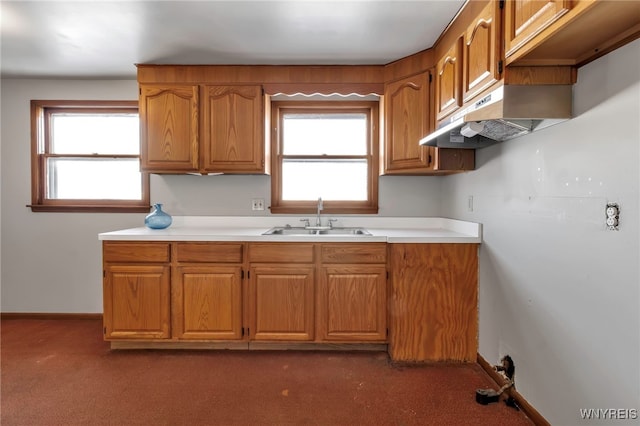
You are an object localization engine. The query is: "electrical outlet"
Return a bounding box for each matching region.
[251,198,265,211]
[605,202,619,230]
[468,196,474,212]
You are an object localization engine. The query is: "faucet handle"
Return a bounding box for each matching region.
[328,218,338,228]
[300,218,310,227]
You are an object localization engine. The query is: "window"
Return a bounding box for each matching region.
[30,100,149,212]
[270,101,379,214]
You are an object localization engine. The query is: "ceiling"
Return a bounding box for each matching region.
[1,0,465,79]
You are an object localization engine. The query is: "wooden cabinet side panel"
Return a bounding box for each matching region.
[388,244,478,362]
[383,72,431,171]
[318,266,387,341]
[103,265,171,339]
[203,85,264,173]
[249,266,315,341]
[173,266,243,340]
[140,85,199,172]
[434,148,475,172]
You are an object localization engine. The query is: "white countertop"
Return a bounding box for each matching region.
[99,216,482,243]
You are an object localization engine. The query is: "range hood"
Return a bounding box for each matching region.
[419,84,572,149]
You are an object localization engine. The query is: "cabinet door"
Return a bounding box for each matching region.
[504,0,571,57]
[173,265,243,340]
[388,244,478,362]
[103,264,170,339]
[383,72,434,173]
[249,265,315,341]
[436,37,463,120]
[139,85,199,173]
[202,85,264,173]
[318,265,387,341]
[463,1,501,103]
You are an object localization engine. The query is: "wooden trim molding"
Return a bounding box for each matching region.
[1,313,103,320]
[477,353,550,426]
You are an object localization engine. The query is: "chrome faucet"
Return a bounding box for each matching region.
[316,197,323,227]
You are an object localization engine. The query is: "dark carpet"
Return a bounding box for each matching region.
[1,319,533,425]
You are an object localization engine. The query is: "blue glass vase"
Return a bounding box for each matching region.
[145,203,172,229]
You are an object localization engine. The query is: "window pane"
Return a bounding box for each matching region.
[47,158,142,200]
[51,113,139,155]
[282,113,367,155]
[282,159,368,200]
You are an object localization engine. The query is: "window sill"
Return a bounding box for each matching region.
[269,206,379,215]
[28,204,151,213]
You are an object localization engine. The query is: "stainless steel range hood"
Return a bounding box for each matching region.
[419,84,572,149]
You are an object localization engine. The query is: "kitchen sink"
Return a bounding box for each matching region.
[262,227,372,236]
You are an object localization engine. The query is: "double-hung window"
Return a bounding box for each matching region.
[30,100,149,212]
[270,101,379,214]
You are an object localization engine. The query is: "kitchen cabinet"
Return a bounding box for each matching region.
[504,0,571,59]
[172,242,244,340]
[388,243,478,362]
[248,243,315,341]
[139,83,265,174]
[382,70,475,174]
[202,85,265,173]
[436,0,502,120]
[382,71,434,173]
[317,244,387,341]
[140,85,199,173]
[462,0,501,103]
[102,239,479,361]
[503,0,639,67]
[102,242,171,340]
[435,37,463,121]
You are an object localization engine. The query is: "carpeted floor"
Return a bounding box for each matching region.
[1,319,533,426]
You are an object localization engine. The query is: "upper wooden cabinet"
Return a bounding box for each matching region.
[202,85,264,173]
[436,0,502,121]
[504,0,639,67]
[140,83,265,174]
[463,0,502,103]
[382,71,434,174]
[504,0,572,59]
[435,37,463,121]
[140,85,199,173]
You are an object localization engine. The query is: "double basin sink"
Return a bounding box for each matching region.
[262,226,372,236]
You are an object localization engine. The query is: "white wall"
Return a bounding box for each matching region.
[0,79,442,312]
[441,39,640,425]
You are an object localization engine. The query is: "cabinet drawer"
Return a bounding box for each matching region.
[248,243,314,263]
[321,243,387,264]
[176,242,243,263]
[103,242,170,263]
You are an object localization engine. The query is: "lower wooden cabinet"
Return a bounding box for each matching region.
[103,242,171,340]
[102,240,478,361]
[172,265,243,340]
[249,265,315,341]
[317,265,387,341]
[388,243,478,362]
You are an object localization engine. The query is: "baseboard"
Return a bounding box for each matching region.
[1,312,103,320]
[477,353,550,426]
